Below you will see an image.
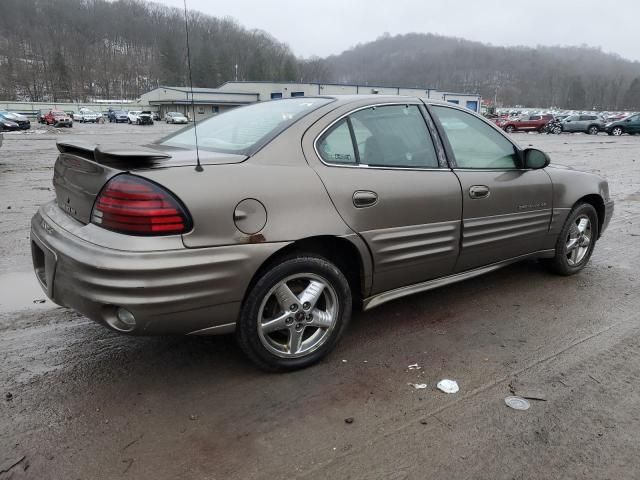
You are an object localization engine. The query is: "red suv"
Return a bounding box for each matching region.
[43,110,73,128]
[496,114,553,133]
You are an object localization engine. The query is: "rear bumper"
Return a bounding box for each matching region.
[30,202,286,335]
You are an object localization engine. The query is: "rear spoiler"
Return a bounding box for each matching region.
[57,141,171,168]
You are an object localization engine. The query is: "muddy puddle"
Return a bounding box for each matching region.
[0,270,55,314]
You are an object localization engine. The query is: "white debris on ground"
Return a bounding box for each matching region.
[504,396,531,411]
[436,379,459,394]
[407,363,421,370]
[408,383,428,390]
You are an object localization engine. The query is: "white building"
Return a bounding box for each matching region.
[138,82,481,121]
[217,81,482,112]
[138,86,259,120]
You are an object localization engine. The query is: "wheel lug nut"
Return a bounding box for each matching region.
[303,302,311,310]
[290,304,298,312]
[286,317,294,325]
[295,323,303,330]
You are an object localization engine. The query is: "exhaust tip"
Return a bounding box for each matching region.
[105,306,137,332]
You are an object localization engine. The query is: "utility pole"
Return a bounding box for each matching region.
[235,64,238,81]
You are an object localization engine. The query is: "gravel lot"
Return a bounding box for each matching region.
[1,123,639,479]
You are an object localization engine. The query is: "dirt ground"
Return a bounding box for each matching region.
[1,123,639,479]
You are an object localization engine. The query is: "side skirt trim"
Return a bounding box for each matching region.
[187,322,236,336]
[363,249,555,311]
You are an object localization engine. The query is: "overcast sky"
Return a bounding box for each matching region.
[156,0,640,62]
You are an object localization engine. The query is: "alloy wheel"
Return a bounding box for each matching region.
[565,215,592,266]
[257,273,339,358]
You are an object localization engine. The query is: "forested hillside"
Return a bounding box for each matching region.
[324,33,640,110]
[1,1,640,109]
[0,0,301,101]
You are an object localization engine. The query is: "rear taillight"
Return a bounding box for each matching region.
[91,174,191,236]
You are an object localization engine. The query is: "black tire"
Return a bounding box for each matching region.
[587,125,599,135]
[505,125,515,133]
[547,203,598,276]
[236,255,352,372]
[611,126,623,136]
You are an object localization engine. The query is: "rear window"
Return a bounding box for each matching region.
[159,98,333,154]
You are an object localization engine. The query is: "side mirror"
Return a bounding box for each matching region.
[626,118,632,122]
[523,148,550,169]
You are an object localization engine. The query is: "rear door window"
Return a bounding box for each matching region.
[350,105,439,168]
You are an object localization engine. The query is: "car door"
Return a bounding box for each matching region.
[630,114,640,134]
[302,101,463,295]
[428,104,553,272]
[563,115,579,132]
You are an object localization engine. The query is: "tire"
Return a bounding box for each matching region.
[611,126,623,136]
[236,255,352,372]
[128,119,131,124]
[547,203,598,276]
[538,126,546,133]
[505,125,515,133]
[587,125,599,135]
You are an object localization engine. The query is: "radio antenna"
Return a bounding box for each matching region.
[183,0,202,172]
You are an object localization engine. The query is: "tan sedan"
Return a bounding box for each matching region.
[31,96,613,371]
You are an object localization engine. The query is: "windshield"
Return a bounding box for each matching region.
[159,98,333,154]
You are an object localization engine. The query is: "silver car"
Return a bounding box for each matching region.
[31,96,614,371]
[561,114,605,134]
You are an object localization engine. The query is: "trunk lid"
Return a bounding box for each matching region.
[53,141,247,224]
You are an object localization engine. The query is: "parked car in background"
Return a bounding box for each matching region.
[36,109,48,124]
[560,115,605,135]
[165,111,188,124]
[605,113,640,136]
[496,114,554,133]
[43,110,73,128]
[152,112,161,121]
[108,110,128,123]
[0,113,20,131]
[127,111,141,124]
[73,108,100,123]
[30,96,614,371]
[135,111,154,125]
[0,111,31,130]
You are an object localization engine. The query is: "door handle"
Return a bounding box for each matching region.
[469,185,490,199]
[353,190,378,208]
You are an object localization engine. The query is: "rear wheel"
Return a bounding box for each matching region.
[587,125,599,135]
[236,255,352,372]
[547,203,598,276]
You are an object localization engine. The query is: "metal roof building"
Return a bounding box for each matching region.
[139,82,481,120]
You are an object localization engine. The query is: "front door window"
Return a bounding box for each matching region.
[431,106,518,169]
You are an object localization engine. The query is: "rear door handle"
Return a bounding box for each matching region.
[469,185,490,199]
[353,190,378,208]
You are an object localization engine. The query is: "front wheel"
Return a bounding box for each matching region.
[547,203,598,276]
[505,125,515,133]
[236,256,352,372]
[587,126,599,135]
[611,126,623,136]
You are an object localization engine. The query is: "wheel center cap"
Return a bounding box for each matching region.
[295,311,305,321]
